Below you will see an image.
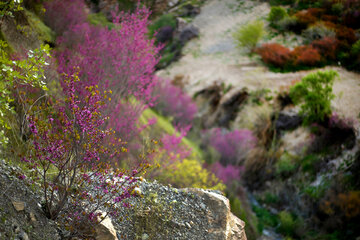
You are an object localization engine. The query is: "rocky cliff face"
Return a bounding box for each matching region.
[0,160,246,240]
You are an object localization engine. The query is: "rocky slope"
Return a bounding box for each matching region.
[0,159,246,240]
[157,0,360,124]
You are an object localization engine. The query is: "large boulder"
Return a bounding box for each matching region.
[112,181,247,240]
[206,87,248,128]
[179,25,199,45]
[194,85,249,128]
[194,83,222,121]
[156,26,175,43]
[95,211,118,240]
[186,188,247,240]
[275,109,302,132]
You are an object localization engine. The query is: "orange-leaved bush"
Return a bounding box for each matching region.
[311,37,338,61]
[255,43,292,68]
[292,45,322,66]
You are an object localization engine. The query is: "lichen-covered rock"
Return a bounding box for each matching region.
[195,85,248,128]
[186,188,247,240]
[112,181,247,240]
[94,211,119,240]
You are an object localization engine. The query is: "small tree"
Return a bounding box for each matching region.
[233,20,266,52]
[24,73,146,238]
[290,70,338,124]
[53,3,161,141]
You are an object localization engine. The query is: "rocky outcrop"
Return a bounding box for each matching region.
[195,85,248,128]
[186,188,247,240]
[178,25,199,45]
[0,160,246,240]
[95,211,119,240]
[275,109,302,132]
[111,181,247,240]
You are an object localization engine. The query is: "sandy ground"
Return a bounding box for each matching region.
[157,0,360,125]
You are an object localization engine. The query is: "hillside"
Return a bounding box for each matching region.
[1,0,360,240]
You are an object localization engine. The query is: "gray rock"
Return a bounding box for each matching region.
[141,233,149,240]
[179,25,199,44]
[95,211,118,240]
[156,26,175,43]
[275,110,302,131]
[111,181,247,240]
[18,231,29,240]
[12,201,25,212]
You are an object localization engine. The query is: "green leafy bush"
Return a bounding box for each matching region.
[233,20,266,52]
[276,16,302,33]
[87,12,113,28]
[290,70,338,124]
[0,0,23,18]
[268,6,288,25]
[148,14,177,38]
[302,24,335,44]
[252,205,279,232]
[301,154,321,175]
[351,39,360,55]
[278,211,298,236]
[275,153,297,177]
[0,41,50,146]
[331,2,344,15]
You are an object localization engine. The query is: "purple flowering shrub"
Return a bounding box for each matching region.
[161,129,192,160]
[209,162,243,185]
[44,0,87,36]
[23,73,147,237]
[153,78,197,128]
[203,128,257,166]
[45,0,161,141]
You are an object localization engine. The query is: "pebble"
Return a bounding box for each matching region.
[18,231,29,240]
[141,233,149,240]
[12,201,25,211]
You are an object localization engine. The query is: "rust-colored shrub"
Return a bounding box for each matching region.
[338,191,360,218]
[294,8,325,26]
[307,8,325,17]
[321,20,337,30]
[255,43,292,68]
[320,191,360,219]
[294,10,317,26]
[311,37,338,60]
[336,26,357,47]
[321,14,339,23]
[292,45,322,66]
